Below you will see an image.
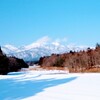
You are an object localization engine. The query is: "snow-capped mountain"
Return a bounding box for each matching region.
[1,37,88,61]
[1,44,20,54]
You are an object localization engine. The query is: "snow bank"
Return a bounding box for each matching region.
[0,71,100,100]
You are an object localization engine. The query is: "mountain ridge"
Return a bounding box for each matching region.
[1,39,89,61]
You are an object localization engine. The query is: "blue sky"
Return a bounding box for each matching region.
[0,0,100,47]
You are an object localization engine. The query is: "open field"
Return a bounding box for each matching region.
[0,70,100,100]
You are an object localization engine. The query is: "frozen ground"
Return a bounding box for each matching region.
[0,70,100,100]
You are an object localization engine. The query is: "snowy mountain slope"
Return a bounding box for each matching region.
[0,71,100,100]
[1,44,87,61]
[1,44,20,54]
[1,37,88,61]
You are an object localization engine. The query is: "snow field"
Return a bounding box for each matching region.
[0,71,100,100]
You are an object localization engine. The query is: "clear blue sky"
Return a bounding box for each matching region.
[0,0,100,47]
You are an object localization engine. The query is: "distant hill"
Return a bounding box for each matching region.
[39,44,100,72]
[1,42,88,61]
[0,47,28,75]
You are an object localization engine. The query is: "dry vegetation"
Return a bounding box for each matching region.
[39,43,100,73]
[41,66,69,71]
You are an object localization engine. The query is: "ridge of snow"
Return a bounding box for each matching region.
[24,36,50,50]
[4,44,18,51]
[1,37,88,61]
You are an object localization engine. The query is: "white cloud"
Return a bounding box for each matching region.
[35,36,50,44]
[52,37,68,46]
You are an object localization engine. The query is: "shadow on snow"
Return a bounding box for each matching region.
[0,75,77,100]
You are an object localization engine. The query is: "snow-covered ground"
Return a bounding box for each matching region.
[0,71,100,100]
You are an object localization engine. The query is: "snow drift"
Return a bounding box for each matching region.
[0,71,100,100]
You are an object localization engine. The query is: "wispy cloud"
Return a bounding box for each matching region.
[35,36,50,44]
[34,36,68,46]
[51,37,68,46]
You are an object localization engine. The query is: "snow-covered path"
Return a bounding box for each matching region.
[0,71,100,100]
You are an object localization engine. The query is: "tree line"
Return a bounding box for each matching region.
[0,47,28,75]
[39,43,100,72]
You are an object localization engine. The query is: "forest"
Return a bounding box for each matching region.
[0,47,28,75]
[39,43,100,72]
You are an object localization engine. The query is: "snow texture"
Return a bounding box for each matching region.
[0,71,100,100]
[1,37,88,61]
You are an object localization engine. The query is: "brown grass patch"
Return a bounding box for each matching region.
[69,67,100,73]
[85,68,100,73]
[41,66,69,71]
[29,65,100,73]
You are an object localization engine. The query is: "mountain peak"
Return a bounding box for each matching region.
[1,38,88,61]
[24,36,50,50]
